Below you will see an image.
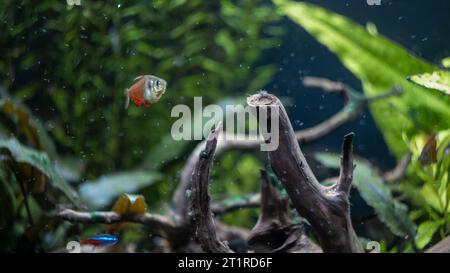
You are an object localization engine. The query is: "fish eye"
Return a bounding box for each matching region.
[155,80,161,88]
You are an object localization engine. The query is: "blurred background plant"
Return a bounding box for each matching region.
[0,0,280,174]
[274,0,450,252]
[0,0,281,251]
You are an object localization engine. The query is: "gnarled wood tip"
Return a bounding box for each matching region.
[343,132,355,143]
[247,91,278,107]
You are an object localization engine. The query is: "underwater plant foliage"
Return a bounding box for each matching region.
[0,0,281,251]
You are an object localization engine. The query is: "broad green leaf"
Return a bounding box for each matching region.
[0,99,57,158]
[79,171,162,209]
[315,152,417,237]
[275,0,450,158]
[415,220,444,249]
[0,138,79,204]
[112,193,147,215]
[409,70,450,95]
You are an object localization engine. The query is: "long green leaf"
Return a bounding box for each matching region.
[316,152,417,237]
[275,0,450,158]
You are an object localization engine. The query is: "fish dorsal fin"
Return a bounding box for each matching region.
[133,75,144,82]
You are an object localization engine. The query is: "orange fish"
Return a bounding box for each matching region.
[124,75,167,109]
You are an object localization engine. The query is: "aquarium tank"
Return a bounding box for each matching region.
[0,0,449,259]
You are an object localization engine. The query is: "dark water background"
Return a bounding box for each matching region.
[266,0,450,170]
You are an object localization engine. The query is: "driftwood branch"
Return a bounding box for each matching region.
[56,208,248,251]
[247,170,321,253]
[173,135,261,224]
[212,148,408,215]
[383,153,411,183]
[247,92,363,253]
[215,222,250,253]
[172,77,402,224]
[303,76,347,92]
[296,78,402,143]
[57,209,179,237]
[426,236,450,253]
[337,133,355,195]
[190,124,233,253]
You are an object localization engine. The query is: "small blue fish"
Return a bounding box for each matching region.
[80,234,119,247]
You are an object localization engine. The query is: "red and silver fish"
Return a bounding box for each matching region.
[124,75,167,109]
[79,234,119,247]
